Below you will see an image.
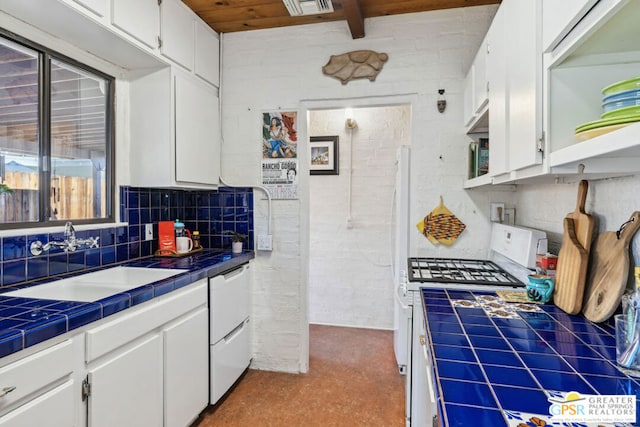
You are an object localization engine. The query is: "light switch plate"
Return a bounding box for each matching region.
[257,235,272,251]
[144,223,153,241]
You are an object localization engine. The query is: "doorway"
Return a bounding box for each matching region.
[307,105,411,328]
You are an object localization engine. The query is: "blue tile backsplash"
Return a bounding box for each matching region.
[0,186,253,290]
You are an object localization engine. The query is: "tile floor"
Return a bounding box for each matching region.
[195,324,405,426]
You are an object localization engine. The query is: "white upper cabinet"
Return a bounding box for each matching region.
[111,0,160,49]
[472,36,489,116]
[542,0,598,52]
[505,0,543,172]
[465,0,543,187]
[71,0,108,18]
[195,19,221,87]
[547,0,640,177]
[463,35,489,131]
[175,70,220,185]
[129,66,220,188]
[463,65,476,127]
[486,5,508,177]
[160,0,195,70]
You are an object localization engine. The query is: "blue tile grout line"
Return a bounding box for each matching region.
[0,185,253,290]
[422,288,640,426]
[0,250,253,358]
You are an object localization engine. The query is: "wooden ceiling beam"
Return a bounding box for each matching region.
[342,0,364,39]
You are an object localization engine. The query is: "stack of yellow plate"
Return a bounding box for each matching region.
[575,77,640,141]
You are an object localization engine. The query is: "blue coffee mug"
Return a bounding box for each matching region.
[526,274,554,303]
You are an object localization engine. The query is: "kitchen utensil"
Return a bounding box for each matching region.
[554,218,589,314]
[553,181,595,314]
[416,196,466,246]
[602,76,640,96]
[583,212,640,322]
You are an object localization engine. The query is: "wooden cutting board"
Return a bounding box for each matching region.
[554,218,589,314]
[567,180,595,254]
[416,196,466,246]
[553,180,595,315]
[583,211,640,322]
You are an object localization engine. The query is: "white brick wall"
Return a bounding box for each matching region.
[220,5,507,373]
[308,107,409,329]
[516,177,640,268]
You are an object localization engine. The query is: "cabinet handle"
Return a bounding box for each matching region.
[0,386,16,398]
[420,335,436,406]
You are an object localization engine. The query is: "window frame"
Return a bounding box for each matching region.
[0,28,115,229]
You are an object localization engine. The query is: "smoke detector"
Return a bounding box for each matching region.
[282,0,334,16]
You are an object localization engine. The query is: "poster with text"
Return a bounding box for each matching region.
[262,111,298,199]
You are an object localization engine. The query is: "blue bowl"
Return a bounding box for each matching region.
[602,97,640,113]
[602,89,640,104]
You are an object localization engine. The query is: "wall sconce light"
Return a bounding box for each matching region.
[437,89,446,113]
[345,108,358,129]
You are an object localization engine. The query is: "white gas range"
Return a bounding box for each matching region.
[395,223,548,426]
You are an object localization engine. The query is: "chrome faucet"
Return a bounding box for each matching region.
[30,221,100,255]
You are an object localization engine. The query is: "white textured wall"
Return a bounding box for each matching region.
[515,177,640,268]
[308,106,410,329]
[220,5,507,373]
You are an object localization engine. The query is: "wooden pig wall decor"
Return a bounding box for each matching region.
[322,50,389,85]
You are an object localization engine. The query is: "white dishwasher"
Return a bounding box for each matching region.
[209,262,251,405]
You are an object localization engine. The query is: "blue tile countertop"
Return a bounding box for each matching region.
[0,250,254,359]
[422,288,640,427]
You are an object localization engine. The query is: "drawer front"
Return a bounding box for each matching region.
[86,279,207,362]
[0,340,73,415]
[0,380,74,426]
[210,264,250,343]
[210,318,250,405]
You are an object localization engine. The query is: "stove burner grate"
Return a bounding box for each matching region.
[408,257,524,287]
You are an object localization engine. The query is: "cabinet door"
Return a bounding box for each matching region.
[473,36,488,114]
[195,20,220,87]
[164,308,209,427]
[506,0,543,171]
[71,0,108,17]
[88,334,163,427]
[542,0,597,52]
[0,381,74,426]
[411,299,435,426]
[112,0,160,49]
[174,72,220,185]
[486,6,508,176]
[463,65,476,127]
[160,0,195,70]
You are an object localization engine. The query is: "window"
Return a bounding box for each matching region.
[0,32,114,227]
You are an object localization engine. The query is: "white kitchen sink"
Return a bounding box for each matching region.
[2,267,187,302]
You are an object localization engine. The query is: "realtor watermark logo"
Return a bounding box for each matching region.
[548,391,636,423]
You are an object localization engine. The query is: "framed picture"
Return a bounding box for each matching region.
[309,136,339,175]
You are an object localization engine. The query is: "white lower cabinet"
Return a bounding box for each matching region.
[0,339,75,426]
[164,308,209,427]
[0,380,74,426]
[87,334,163,427]
[84,279,209,427]
[410,295,437,426]
[0,277,217,427]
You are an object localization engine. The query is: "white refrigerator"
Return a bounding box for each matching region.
[392,145,411,375]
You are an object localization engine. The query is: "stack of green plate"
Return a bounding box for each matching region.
[575,77,640,141]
